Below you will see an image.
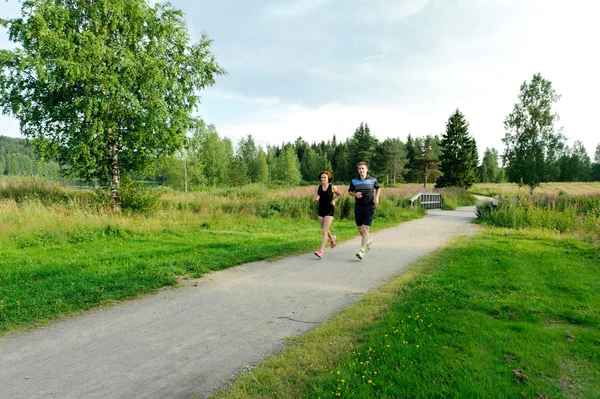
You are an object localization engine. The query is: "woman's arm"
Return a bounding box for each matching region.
[332,186,342,205]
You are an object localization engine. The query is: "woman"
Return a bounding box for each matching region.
[313,171,342,259]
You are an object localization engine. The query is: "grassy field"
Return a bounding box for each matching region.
[470,182,600,197]
[1,177,439,334]
[213,229,600,399]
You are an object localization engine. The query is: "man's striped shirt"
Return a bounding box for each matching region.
[349,175,380,209]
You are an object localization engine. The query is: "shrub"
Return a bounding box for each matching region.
[120,176,161,214]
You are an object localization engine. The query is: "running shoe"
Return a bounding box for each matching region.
[330,235,337,249]
[314,249,323,259]
[365,239,373,253]
[356,249,365,260]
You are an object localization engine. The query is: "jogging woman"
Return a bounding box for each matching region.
[313,171,341,259]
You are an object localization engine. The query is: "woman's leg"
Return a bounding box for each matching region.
[321,216,334,251]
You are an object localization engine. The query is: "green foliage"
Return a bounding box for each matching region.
[300,147,331,182]
[476,194,600,235]
[0,136,61,179]
[480,147,502,183]
[228,157,250,187]
[0,0,224,203]
[437,109,478,189]
[592,144,600,182]
[502,73,565,194]
[196,126,234,187]
[413,135,442,188]
[347,122,378,176]
[272,145,301,185]
[375,194,423,221]
[119,176,161,214]
[371,138,407,185]
[558,140,592,182]
[253,148,270,184]
[337,195,355,220]
[436,187,477,210]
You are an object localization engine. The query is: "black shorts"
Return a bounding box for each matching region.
[318,208,335,218]
[355,207,375,226]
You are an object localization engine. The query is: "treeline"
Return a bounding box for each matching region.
[4,119,600,190]
[154,115,600,191]
[0,136,61,179]
[154,120,447,190]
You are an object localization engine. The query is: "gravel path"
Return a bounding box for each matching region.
[0,206,479,399]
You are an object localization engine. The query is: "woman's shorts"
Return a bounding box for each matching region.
[318,208,335,218]
[354,207,374,226]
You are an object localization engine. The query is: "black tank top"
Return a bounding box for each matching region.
[318,184,334,214]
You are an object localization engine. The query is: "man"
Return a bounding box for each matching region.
[347,161,381,260]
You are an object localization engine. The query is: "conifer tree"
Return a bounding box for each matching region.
[436,109,478,188]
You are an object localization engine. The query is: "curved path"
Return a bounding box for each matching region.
[0,206,479,399]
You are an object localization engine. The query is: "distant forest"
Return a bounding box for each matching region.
[0,135,61,180]
[2,123,599,190]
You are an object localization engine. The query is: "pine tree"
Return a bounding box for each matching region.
[436,109,478,189]
[347,122,378,177]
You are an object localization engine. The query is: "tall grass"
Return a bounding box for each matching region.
[0,177,101,208]
[476,193,600,236]
[471,182,600,197]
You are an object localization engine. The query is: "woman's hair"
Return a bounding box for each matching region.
[318,171,333,183]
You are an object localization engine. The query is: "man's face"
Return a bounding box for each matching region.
[358,165,367,178]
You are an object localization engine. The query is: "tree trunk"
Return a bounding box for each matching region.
[109,137,121,211]
[529,183,535,197]
[183,159,188,193]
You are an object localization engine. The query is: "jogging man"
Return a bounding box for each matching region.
[347,161,381,260]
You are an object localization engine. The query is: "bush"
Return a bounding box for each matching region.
[120,176,161,214]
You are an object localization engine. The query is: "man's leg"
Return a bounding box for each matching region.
[360,225,370,249]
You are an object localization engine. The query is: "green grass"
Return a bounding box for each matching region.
[212,229,600,399]
[0,208,425,334]
[470,182,600,197]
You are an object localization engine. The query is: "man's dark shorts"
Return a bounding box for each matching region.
[355,207,374,226]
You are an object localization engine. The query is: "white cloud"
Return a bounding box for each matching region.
[212,89,282,105]
[355,0,432,24]
[265,0,336,19]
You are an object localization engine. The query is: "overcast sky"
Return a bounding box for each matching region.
[1,0,598,160]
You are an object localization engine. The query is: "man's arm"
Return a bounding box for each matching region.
[348,181,357,197]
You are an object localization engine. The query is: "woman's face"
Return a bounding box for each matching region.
[320,174,329,183]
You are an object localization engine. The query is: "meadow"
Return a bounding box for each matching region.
[2,177,460,334]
